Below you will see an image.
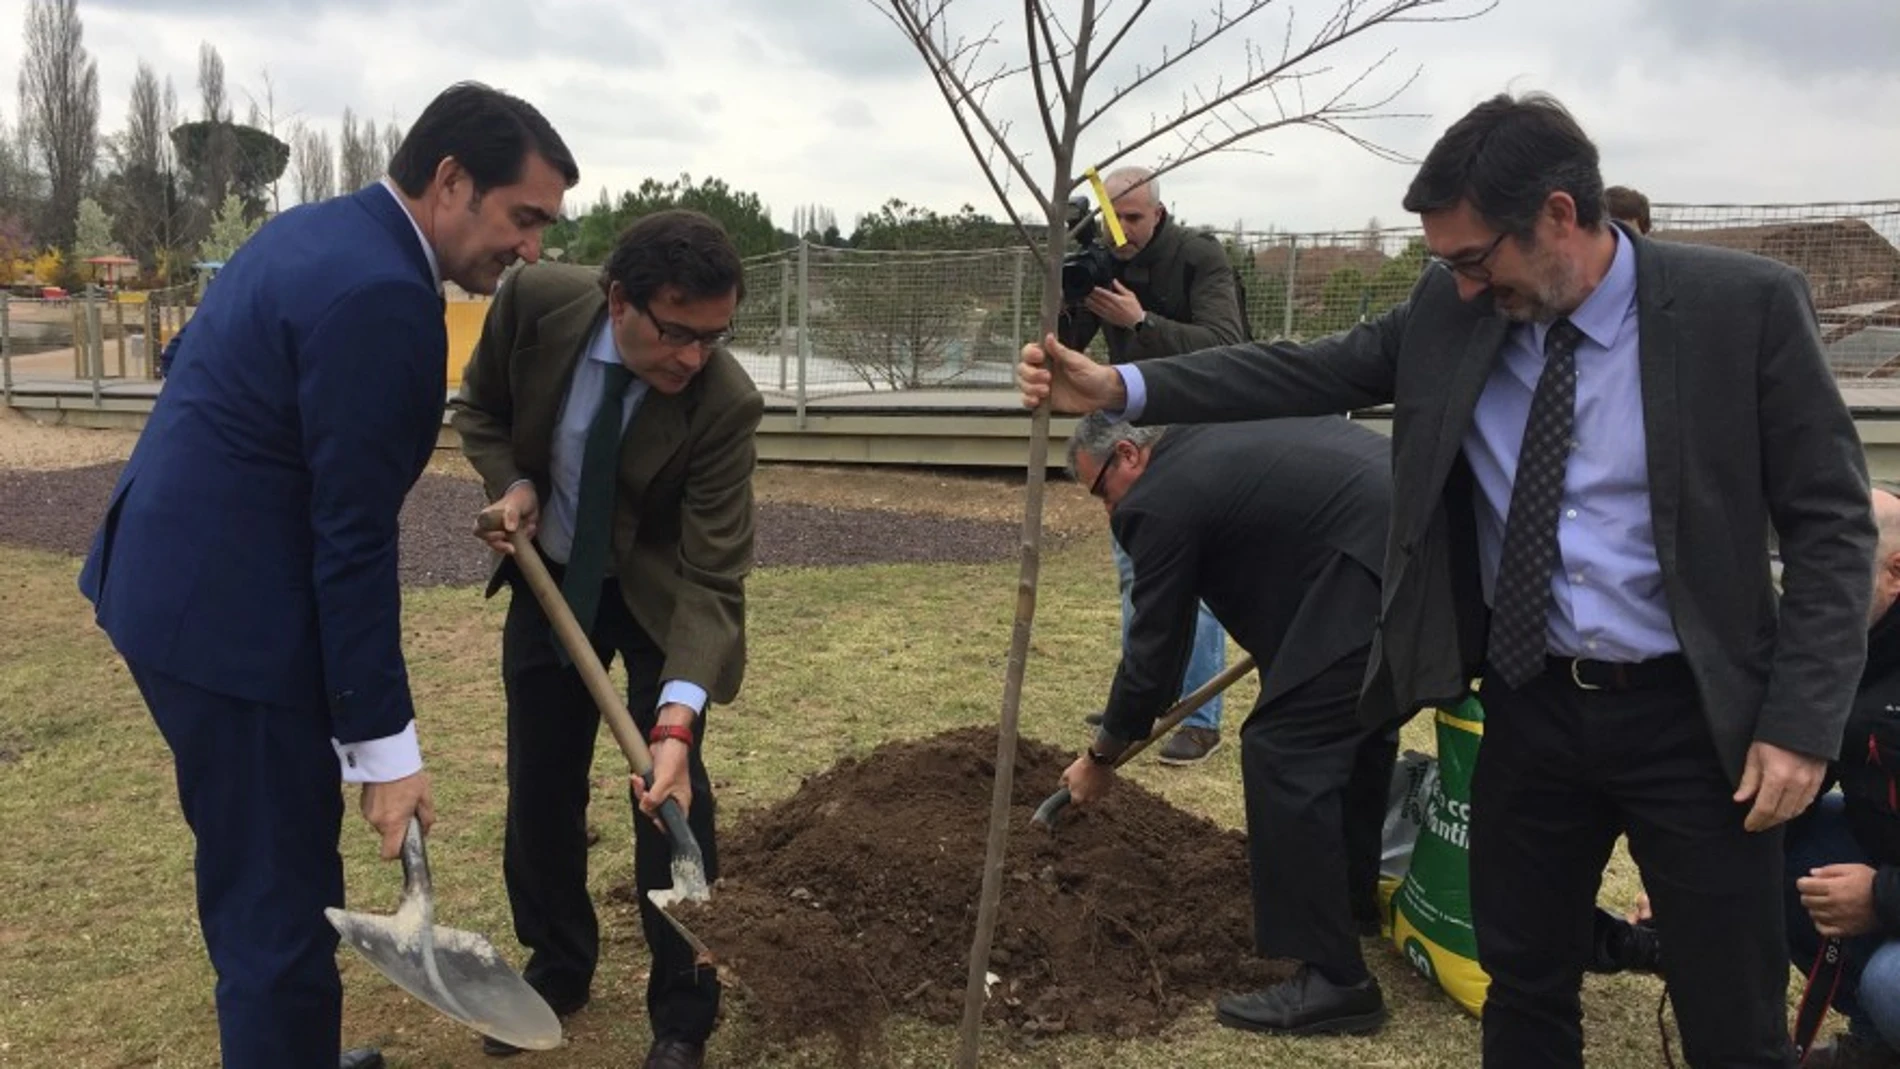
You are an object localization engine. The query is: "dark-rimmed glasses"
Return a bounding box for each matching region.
[1088,449,1121,499]
[639,303,734,349]
[1428,231,1508,282]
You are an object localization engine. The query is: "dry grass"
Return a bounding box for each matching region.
[0,427,1793,1067]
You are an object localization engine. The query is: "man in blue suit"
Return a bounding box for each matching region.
[78,82,577,1069]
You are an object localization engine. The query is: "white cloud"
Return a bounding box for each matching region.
[0,0,1892,235]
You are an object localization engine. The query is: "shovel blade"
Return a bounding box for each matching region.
[327,907,562,1051]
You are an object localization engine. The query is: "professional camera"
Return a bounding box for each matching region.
[1061,195,1118,303]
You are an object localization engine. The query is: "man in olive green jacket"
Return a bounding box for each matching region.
[451,209,760,1069]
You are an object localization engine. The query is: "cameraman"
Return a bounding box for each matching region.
[1062,166,1248,765]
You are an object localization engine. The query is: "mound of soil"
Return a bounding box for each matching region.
[0,462,1028,582]
[626,727,1283,1054]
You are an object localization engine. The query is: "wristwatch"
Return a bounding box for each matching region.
[1086,745,1118,766]
[1132,312,1153,332]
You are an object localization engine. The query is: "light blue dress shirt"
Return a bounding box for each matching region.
[1462,229,1677,661]
[526,317,709,715]
[1118,228,1677,663]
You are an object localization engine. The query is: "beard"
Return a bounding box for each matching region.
[1489,240,1582,323]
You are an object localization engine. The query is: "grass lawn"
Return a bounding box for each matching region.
[0,467,1771,1067]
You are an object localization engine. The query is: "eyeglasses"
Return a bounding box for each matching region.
[638,303,734,349]
[1428,232,1509,282]
[1087,450,1122,499]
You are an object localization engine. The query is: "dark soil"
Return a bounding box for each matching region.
[0,462,1028,582]
[623,727,1283,1057]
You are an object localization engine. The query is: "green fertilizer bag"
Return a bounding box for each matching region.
[1389,694,1489,1017]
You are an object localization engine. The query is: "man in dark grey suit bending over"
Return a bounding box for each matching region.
[1020,92,1875,1068]
[1060,412,1400,1036]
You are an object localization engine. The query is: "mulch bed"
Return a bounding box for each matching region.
[612,727,1283,1060]
[0,462,1030,582]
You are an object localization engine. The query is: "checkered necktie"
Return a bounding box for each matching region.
[1487,319,1585,689]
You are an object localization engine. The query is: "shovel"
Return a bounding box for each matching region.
[326,818,563,1050]
[1031,654,1258,829]
[485,518,716,961]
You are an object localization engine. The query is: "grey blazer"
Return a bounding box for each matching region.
[1134,228,1875,783]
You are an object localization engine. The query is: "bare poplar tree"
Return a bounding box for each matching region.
[876,2,1489,1063]
[115,60,172,269]
[194,42,234,212]
[197,43,228,123]
[290,123,335,205]
[17,0,99,250]
[243,69,294,212]
[337,108,379,191]
[380,118,404,174]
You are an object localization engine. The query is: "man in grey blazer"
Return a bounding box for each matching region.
[1019,92,1875,1067]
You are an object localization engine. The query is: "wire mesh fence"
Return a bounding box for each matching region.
[734,244,1042,398]
[9,201,1895,405]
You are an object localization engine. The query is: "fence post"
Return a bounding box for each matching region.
[776,256,791,391]
[86,292,104,407]
[114,297,127,377]
[72,301,84,377]
[143,299,157,379]
[1011,247,1025,346]
[1282,236,1299,340]
[795,239,810,430]
[1,293,11,405]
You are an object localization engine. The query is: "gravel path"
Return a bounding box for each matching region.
[0,462,1039,585]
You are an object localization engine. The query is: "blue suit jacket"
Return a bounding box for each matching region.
[80,186,446,744]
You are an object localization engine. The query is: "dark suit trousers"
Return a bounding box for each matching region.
[1470,670,1791,1068]
[127,661,346,1069]
[1239,646,1397,979]
[501,564,720,1042]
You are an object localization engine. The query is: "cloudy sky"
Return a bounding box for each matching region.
[2,0,1896,236]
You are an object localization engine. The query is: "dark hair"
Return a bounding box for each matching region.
[599,210,746,306]
[388,81,579,197]
[1402,92,1604,238]
[1604,185,1652,234]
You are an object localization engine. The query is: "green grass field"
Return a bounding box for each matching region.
[0,517,1756,1067]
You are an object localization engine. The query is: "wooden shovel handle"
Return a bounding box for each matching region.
[495,522,656,777]
[480,515,706,862]
[1031,653,1258,828]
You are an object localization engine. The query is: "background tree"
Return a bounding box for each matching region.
[380,119,403,174]
[171,121,288,220]
[72,195,118,259]
[102,60,181,275]
[17,0,99,250]
[875,1,1489,1061]
[545,173,783,262]
[196,192,259,263]
[192,42,233,212]
[337,108,378,191]
[290,122,334,205]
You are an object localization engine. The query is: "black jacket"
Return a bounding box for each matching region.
[1834,605,1900,934]
[1058,213,1246,364]
[1103,417,1392,743]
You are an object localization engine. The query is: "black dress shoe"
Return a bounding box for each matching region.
[1215,965,1387,1035]
[482,1033,527,1058]
[644,1038,707,1069]
[339,1048,385,1069]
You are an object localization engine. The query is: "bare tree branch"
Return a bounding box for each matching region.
[879,1,1046,254]
[1092,2,1477,174]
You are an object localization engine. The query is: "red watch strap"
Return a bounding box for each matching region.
[648,724,695,747]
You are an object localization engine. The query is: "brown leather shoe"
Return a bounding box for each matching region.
[1156,726,1222,766]
[644,1038,706,1069]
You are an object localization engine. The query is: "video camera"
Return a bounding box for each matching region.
[1060,195,1119,304]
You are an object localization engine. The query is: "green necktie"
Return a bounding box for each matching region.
[560,361,636,635]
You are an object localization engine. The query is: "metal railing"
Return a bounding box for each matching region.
[6,201,1896,413]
